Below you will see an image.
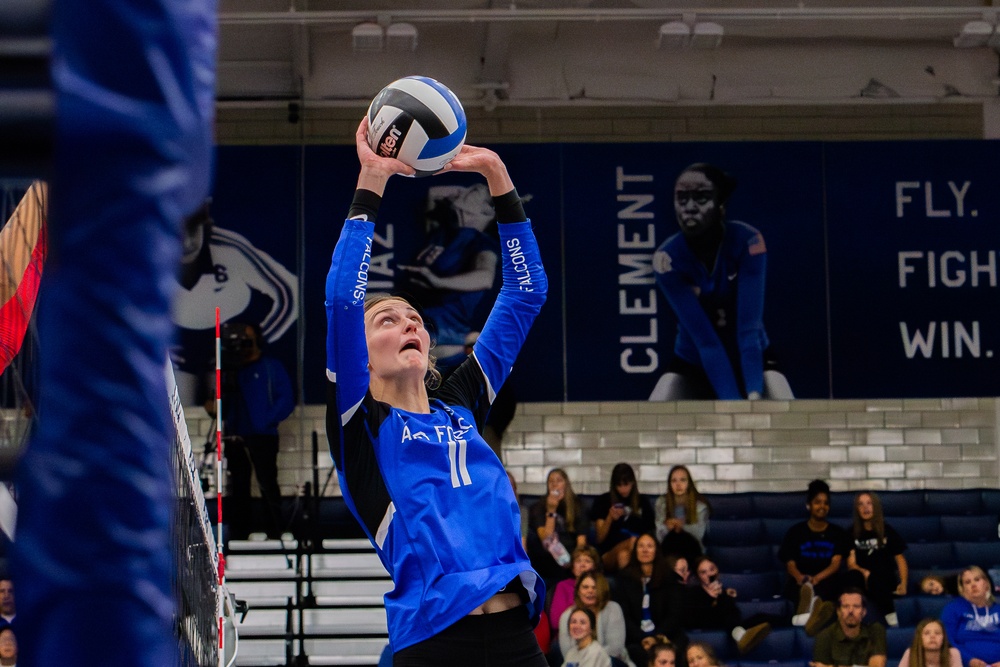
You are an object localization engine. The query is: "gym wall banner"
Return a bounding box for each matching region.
[210,140,1000,404]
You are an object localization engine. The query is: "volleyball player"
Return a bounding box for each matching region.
[649,163,793,401]
[324,118,548,666]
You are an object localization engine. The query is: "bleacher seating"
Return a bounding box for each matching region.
[952,540,1000,569]
[224,488,998,666]
[706,518,767,546]
[906,541,955,569]
[940,514,998,541]
[709,544,780,573]
[741,627,801,663]
[891,516,942,543]
[925,489,983,515]
[723,571,783,601]
[886,625,914,661]
[878,490,927,516]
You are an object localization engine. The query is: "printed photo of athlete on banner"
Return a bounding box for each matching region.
[561,142,828,402]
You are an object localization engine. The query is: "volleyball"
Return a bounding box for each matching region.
[366,76,467,176]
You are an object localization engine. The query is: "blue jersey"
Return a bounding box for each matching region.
[325,216,547,652]
[653,220,769,399]
[940,598,1000,666]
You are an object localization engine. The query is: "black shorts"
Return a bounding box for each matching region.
[392,605,547,667]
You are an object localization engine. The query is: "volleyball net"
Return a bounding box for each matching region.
[167,360,222,666]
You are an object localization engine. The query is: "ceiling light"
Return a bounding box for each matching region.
[954,20,993,48]
[658,21,691,50]
[386,22,417,52]
[351,22,384,51]
[692,22,723,49]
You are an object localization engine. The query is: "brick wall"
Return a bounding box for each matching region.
[184,396,999,499]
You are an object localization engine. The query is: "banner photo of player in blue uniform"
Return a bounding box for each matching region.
[560,142,829,401]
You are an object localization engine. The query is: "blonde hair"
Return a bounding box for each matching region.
[548,468,580,528]
[363,294,441,390]
[958,565,996,606]
[906,619,952,667]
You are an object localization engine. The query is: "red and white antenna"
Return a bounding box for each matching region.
[215,307,226,665]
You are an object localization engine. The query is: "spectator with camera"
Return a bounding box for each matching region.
[208,321,295,540]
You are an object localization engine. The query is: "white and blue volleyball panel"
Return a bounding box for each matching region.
[367,76,467,175]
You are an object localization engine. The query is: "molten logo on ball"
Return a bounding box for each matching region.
[377,125,403,159]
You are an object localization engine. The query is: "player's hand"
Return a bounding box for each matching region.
[442,145,513,195]
[355,117,415,186]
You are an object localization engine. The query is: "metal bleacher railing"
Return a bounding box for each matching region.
[225,432,390,667]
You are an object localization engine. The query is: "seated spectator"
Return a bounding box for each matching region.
[591,463,655,572]
[810,587,887,667]
[552,546,603,636]
[845,492,909,626]
[530,468,589,587]
[0,626,14,667]
[664,554,691,587]
[614,534,686,667]
[655,466,709,564]
[940,565,1000,667]
[897,618,962,667]
[0,579,13,631]
[562,607,613,667]
[646,638,678,667]
[556,571,635,667]
[682,556,772,654]
[920,575,951,597]
[686,642,724,667]
[779,479,848,632]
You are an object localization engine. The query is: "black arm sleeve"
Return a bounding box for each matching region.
[493,188,525,224]
[348,188,382,222]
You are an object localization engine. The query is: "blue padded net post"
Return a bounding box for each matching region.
[11,0,216,664]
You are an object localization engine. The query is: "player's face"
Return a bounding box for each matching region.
[578,576,599,607]
[837,593,866,629]
[673,557,689,583]
[364,299,431,382]
[696,560,719,586]
[921,578,944,595]
[856,494,875,522]
[548,471,568,496]
[669,469,689,496]
[636,534,657,565]
[0,629,14,659]
[572,554,596,578]
[568,609,593,642]
[960,569,991,604]
[921,622,944,651]
[674,170,721,238]
[807,493,830,521]
[687,645,711,667]
[653,649,676,667]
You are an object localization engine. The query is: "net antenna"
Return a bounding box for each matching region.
[214,306,228,666]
